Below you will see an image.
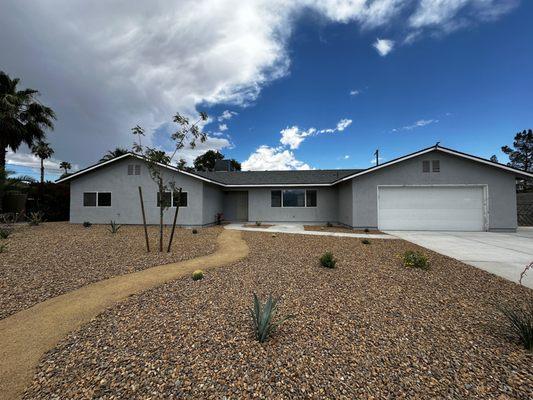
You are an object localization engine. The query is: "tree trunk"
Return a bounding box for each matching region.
[0,141,6,211]
[158,178,164,252]
[138,186,150,252]
[167,187,182,252]
[39,157,44,203]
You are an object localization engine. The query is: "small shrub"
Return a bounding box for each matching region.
[28,211,45,226]
[250,293,293,343]
[403,250,429,270]
[0,227,12,239]
[320,251,336,268]
[192,270,204,281]
[498,299,533,351]
[0,243,6,253]
[326,221,333,227]
[215,212,224,225]
[83,221,92,228]
[192,228,198,234]
[361,239,370,245]
[364,228,369,233]
[255,221,262,226]
[271,233,277,238]
[107,220,121,234]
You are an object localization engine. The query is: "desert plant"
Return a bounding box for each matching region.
[215,212,224,225]
[498,299,533,351]
[0,227,12,239]
[28,211,45,226]
[192,228,198,234]
[107,220,121,234]
[0,243,6,253]
[403,250,429,270]
[519,262,532,286]
[255,221,262,226]
[326,221,333,227]
[361,239,370,245]
[83,221,92,228]
[320,251,336,268]
[250,293,293,343]
[364,228,369,233]
[192,270,204,281]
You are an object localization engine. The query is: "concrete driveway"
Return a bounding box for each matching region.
[387,228,533,289]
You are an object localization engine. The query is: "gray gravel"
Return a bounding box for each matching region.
[24,231,533,399]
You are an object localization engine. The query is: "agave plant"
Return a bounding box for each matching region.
[107,220,122,234]
[498,299,533,351]
[250,293,293,343]
[28,211,45,226]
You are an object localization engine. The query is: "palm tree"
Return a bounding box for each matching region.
[59,161,71,175]
[0,71,55,179]
[31,140,54,186]
[99,147,129,162]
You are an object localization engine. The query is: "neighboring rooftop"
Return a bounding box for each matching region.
[192,169,363,185]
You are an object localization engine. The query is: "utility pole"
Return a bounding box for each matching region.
[374,149,379,166]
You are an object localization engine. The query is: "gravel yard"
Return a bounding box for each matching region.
[0,222,221,319]
[304,225,384,234]
[24,231,532,399]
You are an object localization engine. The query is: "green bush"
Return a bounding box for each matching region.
[255,221,262,226]
[0,227,12,239]
[28,211,45,226]
[83,221,92,228]
[498,299,533,351]
[192,228,198,234]
[0,243,6,253]
[361,239,370,245]
[403,250,429,270]
[250,293,293,343]
[192,270,204,281]
[364,228,369,233]
[107,220,121,234]
[320,251,336,268]
[326,221,333,227]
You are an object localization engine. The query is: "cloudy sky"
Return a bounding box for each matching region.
[1,0,531,179]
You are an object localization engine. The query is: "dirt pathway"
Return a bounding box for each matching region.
[0,229,248,400]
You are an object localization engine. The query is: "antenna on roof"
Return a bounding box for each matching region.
[435,141,440,147]
[374,149,379,166]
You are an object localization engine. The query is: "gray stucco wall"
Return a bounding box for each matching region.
[247,187,338,223]
[202,183,224,225]
[70,158,211,225]
[337,180,353,226]
[351,150,517,231]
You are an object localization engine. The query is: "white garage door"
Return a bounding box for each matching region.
[378,186,486,231]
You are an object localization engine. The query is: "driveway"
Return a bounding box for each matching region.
[388,228,533,289]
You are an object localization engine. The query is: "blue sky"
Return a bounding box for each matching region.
[2,0,531,180]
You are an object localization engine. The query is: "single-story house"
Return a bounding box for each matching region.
[57,144,533,231]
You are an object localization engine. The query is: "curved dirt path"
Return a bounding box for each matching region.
[0,229,248,400]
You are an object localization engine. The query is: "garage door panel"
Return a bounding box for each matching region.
[378,186,485,231]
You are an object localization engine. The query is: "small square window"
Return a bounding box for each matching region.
[271,190,281,207]
[422,160,430,173]
[432,160,440,172]
[83,192,96,207]
[306,190,317,207]
[157,192,172,207]
[98,192,112,207]
[127,165,134,175]
[173,192,188,207]
[128,164,141,175]
[134,165,141,175]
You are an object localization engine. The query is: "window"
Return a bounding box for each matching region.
[83,192,96,207]
[157,191,188,207]
[127,164,141,175]
[83,192,111,207]
[98,192,112,207]
[422,160,430,173]
[271,190,281,207]
[432,160,440,172]
[306,190,317,207]
[172,191,188,207]
[283,189,305,207]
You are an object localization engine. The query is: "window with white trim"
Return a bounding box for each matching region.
[127,164,141,175]
[157,191,188,207]
[83,192,112,207]
[271,189,317,207]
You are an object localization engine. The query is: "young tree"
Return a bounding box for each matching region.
[99,147,129,162]
[0,71,55,206]
[31,140,54,186]
[502,129,533,191]
[59,161,71,175]
[133,111,208,252]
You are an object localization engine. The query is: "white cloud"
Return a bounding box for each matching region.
[280,126,317,150]
[343,155,350,159]
[177,136,232,165]
[218,123,228,131]
[349,89,360,96]
[241,145,311,171]
[373,38,395,56]
[392,118,439,132]
[217,110,238,122]
[336,118,352,131]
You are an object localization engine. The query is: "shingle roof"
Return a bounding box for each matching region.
[192,169,363,185]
